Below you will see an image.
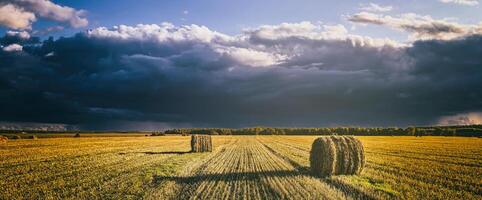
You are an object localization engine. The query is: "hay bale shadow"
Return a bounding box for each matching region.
[118,151,191,155]
[152,169,376,199]
[152,170,302,184]
[143,151,191,155]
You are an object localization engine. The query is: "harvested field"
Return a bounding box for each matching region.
[0,136,480,199]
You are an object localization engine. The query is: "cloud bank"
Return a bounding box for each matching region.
[1,22,481,129]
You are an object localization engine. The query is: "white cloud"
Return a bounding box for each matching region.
[6,30,31,39]
[87,23,231,43]
[18,0,88,28]
[32,25,65,35]
[45,51,55,57]
[244,21,321,40]
[0,0,87,30]
[217,47,285,67]
[439,0,479,6]
[2,43,23,52]
[241,21,407,71]
[438,112,482,125]
[86,22,403,68]
[360,3,393,12]
[0,4,36,30]
[348,12,482,40]
[245,21,402,47]
[87,23,283,67]
[183,10,189,15]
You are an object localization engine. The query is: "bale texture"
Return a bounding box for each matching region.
[0,136,8,144]
[347,136,365,174]
[310,136,365,177]
[310,137,337,177]
[191,135,212,152]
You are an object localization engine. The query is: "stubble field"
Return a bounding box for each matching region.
[0,135,480,199]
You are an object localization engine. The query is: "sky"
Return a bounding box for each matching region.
[0,0,482,130]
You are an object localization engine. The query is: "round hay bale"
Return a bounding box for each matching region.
[191,135,212,152]
[0,135,8,144]
[73,133,81,138]
[310,136,365,177]
[310,137,337,177]
[191,135,198,152]
[14,135,22,139]
[28,135,38,140]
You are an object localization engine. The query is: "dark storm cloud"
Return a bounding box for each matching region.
[0,22,481,130]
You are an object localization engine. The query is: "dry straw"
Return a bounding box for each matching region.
[191,135,212,152]
[310,136,365,177]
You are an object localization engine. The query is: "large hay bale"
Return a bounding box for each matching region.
[73,133,81,138]
[14,135,22,139]
[0,136,8,144]
[310,136,365,177]
[191,135,212,152]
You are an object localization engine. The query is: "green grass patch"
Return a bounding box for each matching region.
[349,176,400,197]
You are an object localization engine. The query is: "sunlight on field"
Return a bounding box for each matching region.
[259,136,482,199]
[0,136,481,199]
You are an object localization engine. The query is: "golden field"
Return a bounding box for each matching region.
[0,136,480,199]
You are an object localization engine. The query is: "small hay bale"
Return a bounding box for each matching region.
[191,135,212,152]
[74,133,81,138]
[310,136,365,177]
[0,136,8,144]
[28,135,38,140]
[14,135,22,139]
[150,132,165,136]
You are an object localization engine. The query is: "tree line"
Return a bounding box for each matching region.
[164,125,482,137]
[1,125,481,137]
